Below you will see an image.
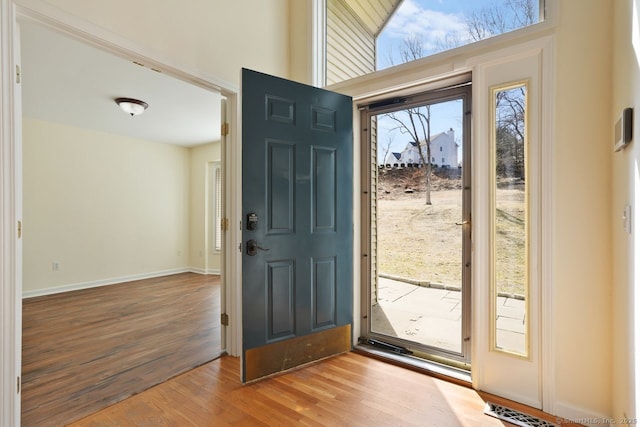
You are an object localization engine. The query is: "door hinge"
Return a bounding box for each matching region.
[17,376,20,394]
[221,218,229,231]
[221,313,229,326]
[16,65,20,84]
[221,122,230,136]
[17,220,22,239]
[238,242,242,252]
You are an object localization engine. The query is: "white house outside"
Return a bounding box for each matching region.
[384,128,458,168]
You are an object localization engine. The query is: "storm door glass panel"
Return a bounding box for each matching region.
[491,82,528,357]
[370,94,468,359]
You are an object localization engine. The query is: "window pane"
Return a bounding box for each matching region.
[492,83,527,356]
[377,0,542,71]
[372,98,465,354]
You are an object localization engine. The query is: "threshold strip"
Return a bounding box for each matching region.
[354,343,471,385]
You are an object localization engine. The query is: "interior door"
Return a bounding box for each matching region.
[241,69,353,383]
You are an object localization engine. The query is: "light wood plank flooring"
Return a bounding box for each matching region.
[22,272,222,427]
[69,353,580,427]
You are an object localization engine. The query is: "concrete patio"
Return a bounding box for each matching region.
[371,277,526,354]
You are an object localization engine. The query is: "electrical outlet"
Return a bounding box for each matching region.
[52,261,60,271]
[177,250,182,256]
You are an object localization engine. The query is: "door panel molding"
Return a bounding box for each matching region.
[266,139,296,235]
[312,256,337,329]
[267,260,296,341]
[311,146,337,233]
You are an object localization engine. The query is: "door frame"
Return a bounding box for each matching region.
[1,1,22,425]
[330,35,555,413]
[358,82,473,365]
[0,1,244,424]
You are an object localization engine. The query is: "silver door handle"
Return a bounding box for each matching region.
[455,221,470,226]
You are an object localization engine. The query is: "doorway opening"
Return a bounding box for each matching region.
[360,82,472,368]
[19,18,227,425]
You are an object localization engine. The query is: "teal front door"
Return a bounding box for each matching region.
[241,69,353,382]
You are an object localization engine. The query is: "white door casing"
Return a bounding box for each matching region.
[1,0,22,425]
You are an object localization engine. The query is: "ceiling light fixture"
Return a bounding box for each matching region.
[115,97,148,116]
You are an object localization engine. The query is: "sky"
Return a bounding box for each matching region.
[374,0,539,163]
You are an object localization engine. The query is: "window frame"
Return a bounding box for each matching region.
[212,161,222,253]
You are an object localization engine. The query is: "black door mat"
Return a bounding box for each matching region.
[484,402,557,427]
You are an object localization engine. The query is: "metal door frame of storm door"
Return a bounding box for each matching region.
[359,82,472,366]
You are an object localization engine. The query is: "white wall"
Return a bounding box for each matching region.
[23,119,227,295]
[23,118,190,294]
[39,0,292,87]
[289,0,314,85]
[612,0,640,421]
[553,1,613,418]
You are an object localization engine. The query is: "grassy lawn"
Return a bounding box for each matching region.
[377,185,526,296]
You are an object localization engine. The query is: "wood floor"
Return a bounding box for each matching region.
[23,273,579,427]
[69,352,578,427]
[21,272,222,427]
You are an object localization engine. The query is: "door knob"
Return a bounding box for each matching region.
[246,239,270,256]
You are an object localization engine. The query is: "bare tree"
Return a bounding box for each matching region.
[495,87,526,179]
[384,34,435,205]
[386,106,434,204]
[466,0,536,42]
[380,134,395,167]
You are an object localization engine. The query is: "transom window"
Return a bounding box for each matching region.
[324,0,545,85]
[377,0,543,70]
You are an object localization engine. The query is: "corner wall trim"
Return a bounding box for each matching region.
[21,268,214,299]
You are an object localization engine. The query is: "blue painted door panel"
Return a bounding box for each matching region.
[241,69,353,381]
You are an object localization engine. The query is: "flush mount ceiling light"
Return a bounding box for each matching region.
[115,97,148,116]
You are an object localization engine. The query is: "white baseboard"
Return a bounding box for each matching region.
[554,401,614,427]
[188,267,221,275]
[22,267,217,299]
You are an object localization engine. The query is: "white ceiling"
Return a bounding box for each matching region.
[20,20,221,147]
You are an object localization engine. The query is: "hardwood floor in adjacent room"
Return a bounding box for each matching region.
[21,272,222,427]
[70,352,579,427]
